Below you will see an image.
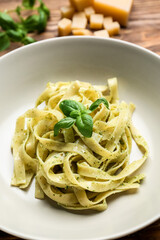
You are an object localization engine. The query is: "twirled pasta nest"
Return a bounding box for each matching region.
[11,79,148,211]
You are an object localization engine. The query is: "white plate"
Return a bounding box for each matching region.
[0,37,160,240]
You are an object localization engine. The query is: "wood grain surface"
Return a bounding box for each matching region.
[0,0,160,239]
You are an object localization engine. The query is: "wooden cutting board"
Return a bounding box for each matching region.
[0,0,160,239]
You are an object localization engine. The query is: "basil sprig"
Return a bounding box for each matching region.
[0,0,50,51]
[54,98,109,138]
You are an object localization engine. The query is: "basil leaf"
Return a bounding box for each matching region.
[15,6,21,16]
[82,109,92,114]
[54,117,76,137]
[70,110,81,119]
[7,29,26,42]
[38,0,50,19]
[76,102,88,113]
[37,8,47,33]
[0,12,18,30]
[23,15,39,32]
[0,32,10,51]
[21,36,36,45]
[59,100,82,117]
[89,98,109,112]
[22,0,36,8]
[76,114,93,138]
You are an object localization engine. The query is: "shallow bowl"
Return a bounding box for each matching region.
[0,37,160,240]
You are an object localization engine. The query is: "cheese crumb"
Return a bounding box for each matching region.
[94,29,109,37]
[60,6,75,19]
[90,14,104,29]
[103,16,113,27]
[104,21,120,36]
[72,12,87,29]
[58,18,72,36]
[84,6,95,20]
[72,29,93,35]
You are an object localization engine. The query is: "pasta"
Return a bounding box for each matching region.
[11,78,149,211]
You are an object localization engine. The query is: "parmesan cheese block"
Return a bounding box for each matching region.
[70,0,93,11]
[84,6,95,20]
[58,18,72,36]
[60,6,75,19]
[104,21,120,36]
[72,29,93,35]
[72,12,87,29]
[94,29,109,37]
[90,14,104,29]
[93,0,133,26]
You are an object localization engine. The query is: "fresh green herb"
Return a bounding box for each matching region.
[54,117,76,137]
[76,114,93,138]
[0,32,10,51]
[15,6,21,16]
[38,0,50,19]
[54,98,109,138]
[23,14,40,32]
[6,29,26,42]
[59,100,86,117]
[21,36,35,45]
[37,8,47,33]
[0,0,50,51]
[89,98,109,111]
[22,0,36,8]
[0,12,18,30]
[70,110,81,119]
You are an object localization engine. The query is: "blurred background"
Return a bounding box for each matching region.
[0,0,160,56]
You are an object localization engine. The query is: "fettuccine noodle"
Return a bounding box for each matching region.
[11,78,148,211]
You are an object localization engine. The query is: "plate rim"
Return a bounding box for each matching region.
[0,36,160,63]
[0,214,159,240]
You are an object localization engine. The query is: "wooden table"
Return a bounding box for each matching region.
[0,0,160,239]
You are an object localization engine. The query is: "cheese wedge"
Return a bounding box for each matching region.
[93,0,133,26]
[70,0,93,11]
